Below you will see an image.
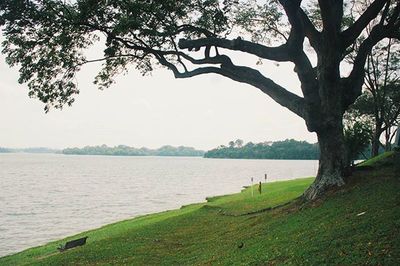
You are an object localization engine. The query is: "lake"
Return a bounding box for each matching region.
[0,153,318,257]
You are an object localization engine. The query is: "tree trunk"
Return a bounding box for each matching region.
[371,132,381,157]
[371,122,383,157]
[301,39,349,200]
[384,127,393,152]
[395,126,400,147]
[303,119,347,200]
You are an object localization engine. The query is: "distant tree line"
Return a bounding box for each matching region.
[204,139,320,160]
[0,147,11,153]
[0,147,60,153]
[62,145,205,157]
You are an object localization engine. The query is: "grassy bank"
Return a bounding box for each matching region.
[1,154,399,265]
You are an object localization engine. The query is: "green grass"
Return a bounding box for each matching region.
[1,155,399,265]
[358,151,395,167]
[205,177,313,216]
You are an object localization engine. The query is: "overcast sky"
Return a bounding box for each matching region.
[0,36,317,150]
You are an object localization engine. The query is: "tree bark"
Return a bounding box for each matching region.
[303,124,347,200]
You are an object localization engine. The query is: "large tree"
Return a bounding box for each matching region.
[1,0,399,200]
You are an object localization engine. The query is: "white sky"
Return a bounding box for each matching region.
[0,37,317,150]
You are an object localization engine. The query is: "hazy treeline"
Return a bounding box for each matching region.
[204,139,320,160]
[62,144,205,157]
[0,147,10,153]
[0,147,61,153]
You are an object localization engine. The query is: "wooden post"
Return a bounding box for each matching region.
[264,173,267,183]
[251,177,254,197]
[258,181,262,194]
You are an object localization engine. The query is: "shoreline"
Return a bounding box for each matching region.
[1,159,398,265]
[1,176,314,259]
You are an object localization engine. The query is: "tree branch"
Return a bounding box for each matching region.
[298,8,321,49]
[278,0,319,103]
[345,23,397,106]
[341,0,388,48]
[175,24,216,37]
[178,37,291,62]
[157,53,306,118]
[67,6,308,119]
[278,0,303,51]
[386,2,400,26]
[216,63,306,118]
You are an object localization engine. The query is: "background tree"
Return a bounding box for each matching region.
[368,40,400,153]
[347,38,400,156]
[234,139,244,148]
[343,0,400,157]
[1,0,399,200]
[343,120,373,166]
[228,141,235,149]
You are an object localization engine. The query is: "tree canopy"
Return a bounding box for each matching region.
[1,0,397,114]
[1,0,399,199]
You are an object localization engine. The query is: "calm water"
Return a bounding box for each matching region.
[0,153,318,257]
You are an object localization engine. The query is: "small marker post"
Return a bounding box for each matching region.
[265,173,267,183]
[251,177,254,197]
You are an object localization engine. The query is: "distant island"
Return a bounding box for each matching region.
[204,139,320,160]
[62,144,205,157]
[1,140,370,159]
[0,140,319,159]
[0,147,61,154]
